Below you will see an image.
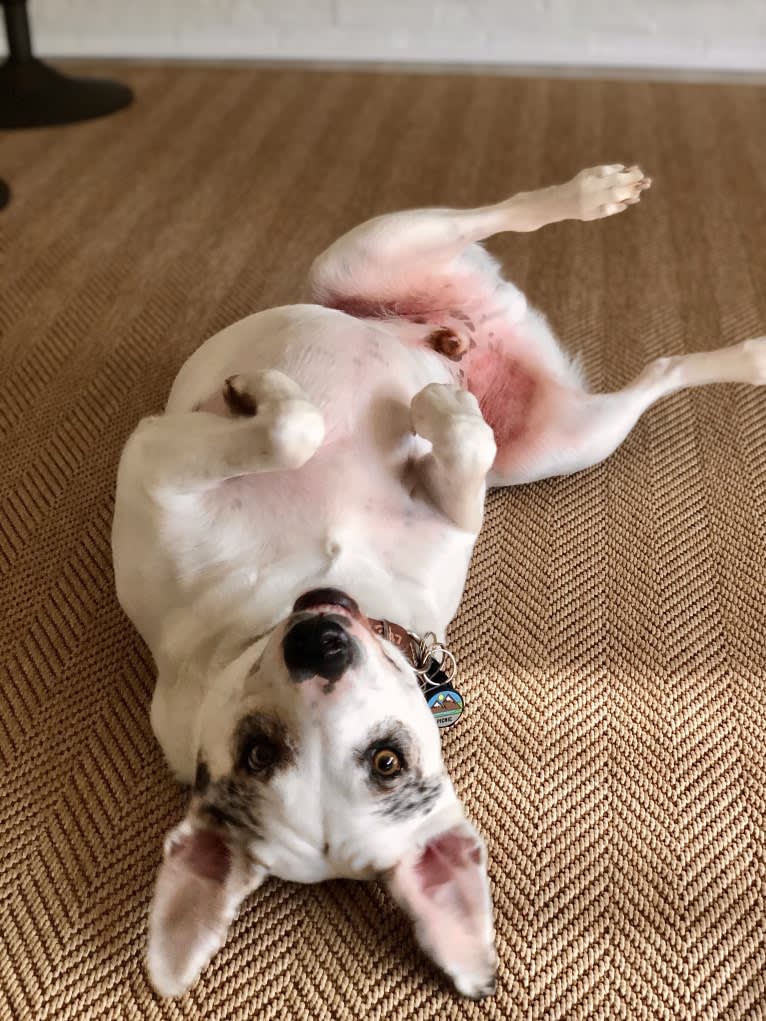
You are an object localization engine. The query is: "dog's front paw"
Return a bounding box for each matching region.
[571,164,651,221]
[411,383,496,474]
[224,370,312,415]
[224,375,258,416]
[225,370,325,469]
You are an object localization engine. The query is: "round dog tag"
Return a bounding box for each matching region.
[427,687,464,729]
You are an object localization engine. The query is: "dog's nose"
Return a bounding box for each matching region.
[283,617,354,682]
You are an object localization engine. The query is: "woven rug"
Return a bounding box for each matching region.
[1,64,765,1021]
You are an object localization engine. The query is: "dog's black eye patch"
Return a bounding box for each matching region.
[366,741,408,786]
[355,720,411,785]
[244,736,281,774]
[372,747,403,778]
[233,713,293,780]
[355,719,443,819]
[194,760,211,793]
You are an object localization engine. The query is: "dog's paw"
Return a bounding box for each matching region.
[411,383,496,474]
[223,375,258,416]
[570,164,651,221]
[411,383,483,438]
[737,336,766,384]
[223,370,312,415]
[225,370,325,469]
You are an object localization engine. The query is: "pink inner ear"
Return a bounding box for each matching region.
[170,830,231,883]
[416,831,481,894]
[386,823,495,997]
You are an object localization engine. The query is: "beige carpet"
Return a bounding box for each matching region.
[1,64,765,1020]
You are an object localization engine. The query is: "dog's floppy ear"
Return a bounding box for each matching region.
[147,818,266,997]
[382,815,496,999]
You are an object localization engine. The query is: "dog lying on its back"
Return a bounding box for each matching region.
[112,163,766,998]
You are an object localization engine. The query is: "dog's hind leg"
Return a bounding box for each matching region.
[308,165,650,318]
[487,337,766,486]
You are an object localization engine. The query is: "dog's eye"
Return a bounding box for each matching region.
[245,738,279,773]
[372,748,402,778]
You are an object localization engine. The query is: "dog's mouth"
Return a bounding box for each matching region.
[292,588,361,619]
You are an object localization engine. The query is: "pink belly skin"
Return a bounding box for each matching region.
[463,341,538,453]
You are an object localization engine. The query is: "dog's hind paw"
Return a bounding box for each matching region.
[570,164,652,221]
[738,336,766,384]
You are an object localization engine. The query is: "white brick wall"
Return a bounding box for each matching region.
[19,0,766,72]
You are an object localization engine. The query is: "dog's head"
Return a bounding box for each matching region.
[148,588,495,999]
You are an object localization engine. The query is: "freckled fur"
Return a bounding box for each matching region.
[232,713,295,778]
[201,776,263,835]
[376,776,444,821]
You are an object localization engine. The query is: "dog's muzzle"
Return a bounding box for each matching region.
[283,595,357,682]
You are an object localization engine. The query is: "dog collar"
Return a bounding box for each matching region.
[368,618,464,730]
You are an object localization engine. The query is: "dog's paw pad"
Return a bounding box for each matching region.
[575,164,652,221]
[411,383,495,473]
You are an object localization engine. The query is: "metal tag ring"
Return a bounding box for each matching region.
[407,630,458,685]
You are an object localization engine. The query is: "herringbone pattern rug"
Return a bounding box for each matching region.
[1,64,765,1020]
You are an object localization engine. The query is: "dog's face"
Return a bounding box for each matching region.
[148,589,496,1000]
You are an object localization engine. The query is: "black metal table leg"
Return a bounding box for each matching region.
[0,0,133,129]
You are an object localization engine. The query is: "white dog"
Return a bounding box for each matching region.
[112,164,765,999]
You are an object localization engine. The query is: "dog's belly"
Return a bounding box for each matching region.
[118,307,477,649]
[167,304,448,423]
[174,304,463,589]
[198,437,472,620]
[118,301,578,650]
[127,441,476,655]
